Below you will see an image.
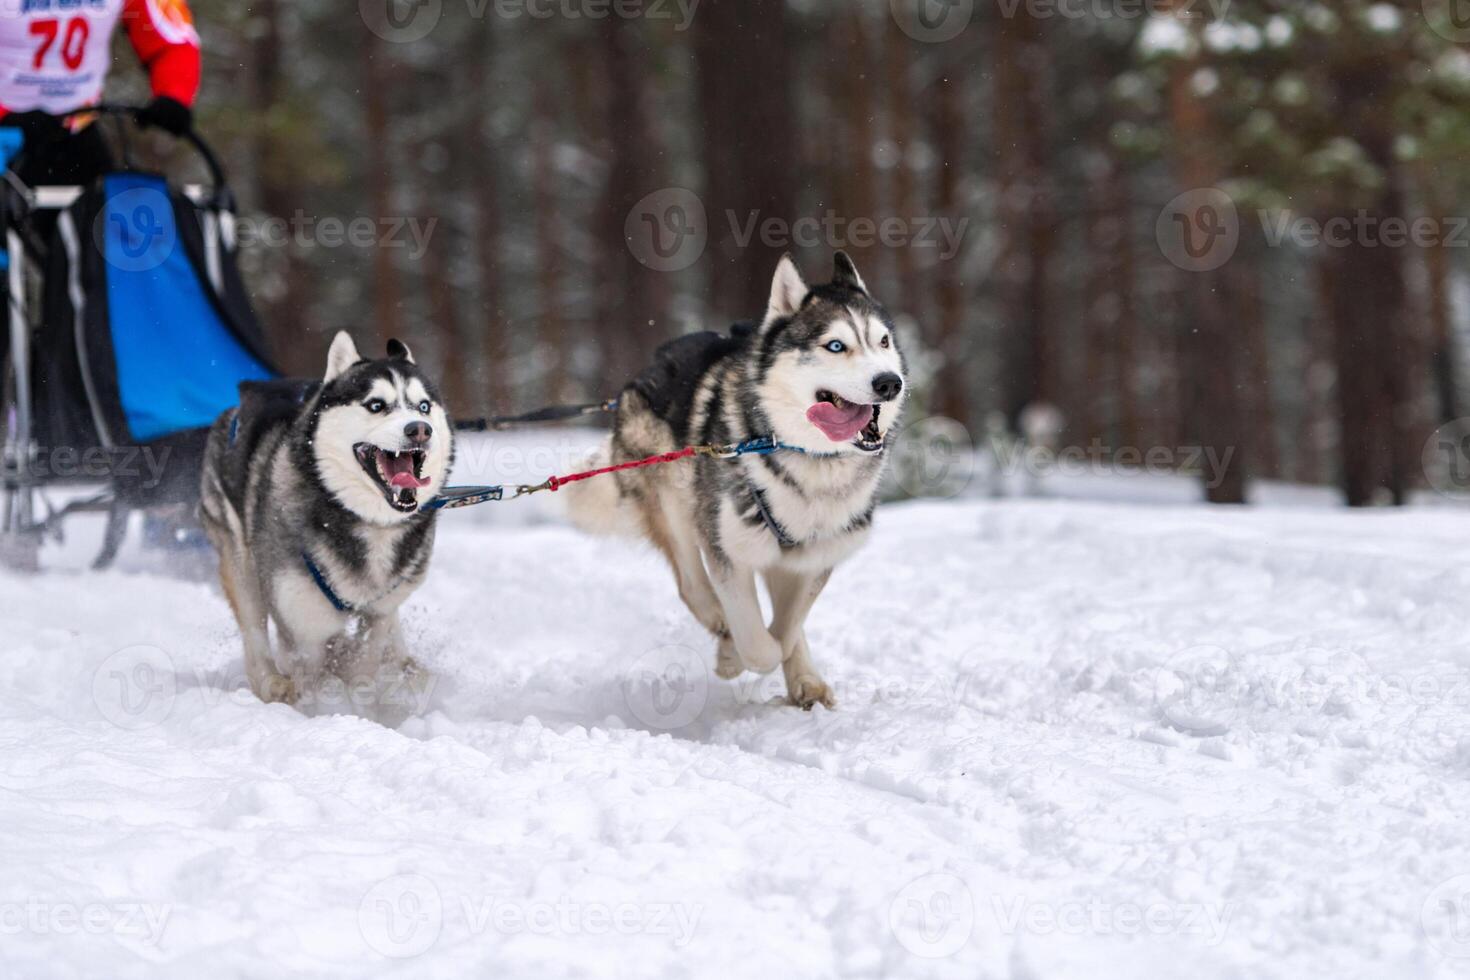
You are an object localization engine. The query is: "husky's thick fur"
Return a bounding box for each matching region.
[567,252,907,709]
[199,332,453,718]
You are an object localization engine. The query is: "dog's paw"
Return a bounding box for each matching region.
[714,638,743,679]
[739,635,784,675]
[255,673,298,705]
[787,675,835,711]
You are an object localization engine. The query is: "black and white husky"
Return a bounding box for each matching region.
[199,332,453,718]
[567,251,907,709]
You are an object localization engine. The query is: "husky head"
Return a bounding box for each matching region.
[752,251,907,455]
[309,332,454,523]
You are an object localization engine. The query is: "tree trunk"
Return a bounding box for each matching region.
[597,19,670,390]
[1323,64,1411,505]
[467,49,508,417]
[993,10,1058,425]
[927,57,969,425]
[1167,32,1247,503]
[361,29,400,352]
[693,0,798,319]
[247,0,307,371]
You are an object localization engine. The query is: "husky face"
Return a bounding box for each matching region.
[753,251,907,455]
[310,332,453,524]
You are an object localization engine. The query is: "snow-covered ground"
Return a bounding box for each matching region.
[5,432,1470,978]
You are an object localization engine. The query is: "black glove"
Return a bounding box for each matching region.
[0,109,65,146]
[136,97,192,137]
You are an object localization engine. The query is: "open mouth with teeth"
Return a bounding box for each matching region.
[354,443,430,512]
[807,391,883,452]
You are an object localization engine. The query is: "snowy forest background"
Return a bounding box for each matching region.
[112,0,1470,506]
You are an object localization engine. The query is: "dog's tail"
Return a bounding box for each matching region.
[561,437,640,537]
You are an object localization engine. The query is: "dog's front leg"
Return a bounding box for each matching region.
[707,561,783,674]
[766,567,835,710]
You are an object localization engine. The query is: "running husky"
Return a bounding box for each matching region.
[567,251,907,709]
[199,332,453,719]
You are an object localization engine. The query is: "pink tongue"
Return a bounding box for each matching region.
[806,401,873,443]
[379,450,430,488]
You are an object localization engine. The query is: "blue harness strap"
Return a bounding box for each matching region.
[302,552,353,613]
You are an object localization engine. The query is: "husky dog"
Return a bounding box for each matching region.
[568,251,907,709]
[199,332,453,718]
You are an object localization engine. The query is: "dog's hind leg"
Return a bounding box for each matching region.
[766,567,835,710]
[645,503,728,636]
[222,552,293,704]
[201,496,293,704]
[708,562,783,675]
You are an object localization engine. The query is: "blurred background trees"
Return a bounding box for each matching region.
[120,0,1470,504]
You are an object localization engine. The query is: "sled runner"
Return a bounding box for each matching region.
[1,105,275,570]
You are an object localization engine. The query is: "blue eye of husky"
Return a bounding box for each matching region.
[365,399,387,414]
[417,400,431,414]
[825,340,847,353]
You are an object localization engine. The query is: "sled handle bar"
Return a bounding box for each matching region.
[58,103,230,202]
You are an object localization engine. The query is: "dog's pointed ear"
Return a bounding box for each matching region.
[324,331,360,382]
[832,250,867,293]
[386,338,415,363]
[764,253,808,326]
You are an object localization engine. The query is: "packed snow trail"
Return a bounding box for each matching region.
[4,455,1470,977]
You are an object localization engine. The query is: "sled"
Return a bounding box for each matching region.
[1,106,275,571]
